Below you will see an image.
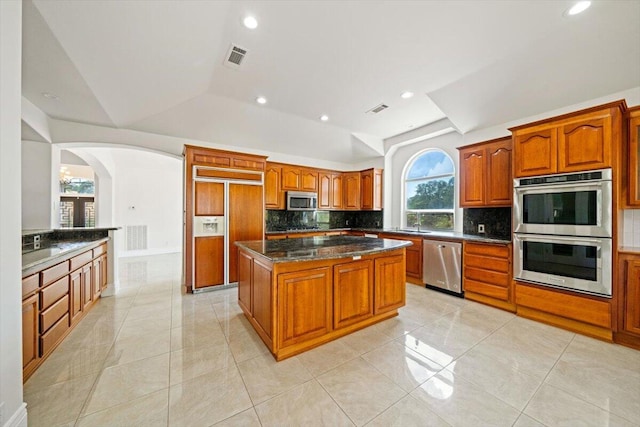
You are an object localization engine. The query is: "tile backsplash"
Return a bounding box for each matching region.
[462,207,512,240]
[622,209,640,247]
[266,210,383,231]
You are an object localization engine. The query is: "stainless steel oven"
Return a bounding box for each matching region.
[514,233,612,297]
[514,169,612,238]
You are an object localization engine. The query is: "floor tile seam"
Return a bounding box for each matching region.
[167,352,239,388]
[307,350,362,379]
[23,362,106,392]
[311,376,361,427]
[225,347,259,408]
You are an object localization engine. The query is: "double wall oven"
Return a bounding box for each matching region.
[513,169,612,297]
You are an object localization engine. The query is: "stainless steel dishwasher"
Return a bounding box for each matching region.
[422,239,462,296]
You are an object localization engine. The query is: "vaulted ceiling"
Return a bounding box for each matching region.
[22,0,640,164]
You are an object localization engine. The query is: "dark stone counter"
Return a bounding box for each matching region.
[22,237,110,277]
[235,235,412,263]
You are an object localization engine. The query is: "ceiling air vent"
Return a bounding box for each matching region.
[366,103,389,115]
[224,44,247,69]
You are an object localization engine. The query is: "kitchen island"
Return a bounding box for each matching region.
[235,235,411,360]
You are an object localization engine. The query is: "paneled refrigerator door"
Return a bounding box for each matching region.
[193,182,225,288]
[228,183,264,283]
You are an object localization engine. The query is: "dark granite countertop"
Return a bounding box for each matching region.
[22,238,109,277]
[22,227,120,237]
[264,227,511,244]
[235,235,412,263]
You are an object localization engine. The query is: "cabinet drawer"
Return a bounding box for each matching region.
[41,276,69,310]
[41,261,70,286]
[71,250,93,271]
[464,266,509,287]
[41,294,69,333]
[93,244,106,257]
[464,253,509,273]
[22,274,40,298]
[464,278,509,301]
[40,313,70,356]
[464,242,509,258]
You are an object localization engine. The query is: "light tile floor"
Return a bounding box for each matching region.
[24,253,640,427]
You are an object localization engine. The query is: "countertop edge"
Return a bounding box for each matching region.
[22,237,110,277]
[22,227,121,237]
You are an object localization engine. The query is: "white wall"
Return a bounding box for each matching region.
[0,1,27,426]
[21,140,58,229]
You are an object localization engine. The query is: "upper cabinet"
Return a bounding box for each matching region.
[281,166,318,192]
[265,164,284,209]
[459,137,512,207]
[511,101,625,178]
[627,107,640,207]
[318,171,344,210]
[361,168,383,211]
[343,172,361,210]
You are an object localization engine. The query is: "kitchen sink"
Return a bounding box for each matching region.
[398,229,430,234]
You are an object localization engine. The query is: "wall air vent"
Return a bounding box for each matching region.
[366,103,389,114]
[224,44,248,69]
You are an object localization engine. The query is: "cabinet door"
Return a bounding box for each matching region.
[265,164,283,209]
[629,113,640,207]
[237,250,252,315]
[343,172,361,210]
[318,172,331,210]
[331,173,343,210]
[374,255,406,314]
[300,169,318,192]
[514,128,557,177]
[229,183,264,284]
[194,236,224,288]
[81,263,93,310]
[625,260,640,336]
[558,116,611,172]
[361,169,374,210]
[405,246,422,280]
[100,254,108,290]
[195,182,224,216]
[70,268,83,325]
[459,147,486,207]
[278,267,331,348]
[22,293,39,371]
[373,169,383,210]
[333,259,373,329]
[281,166,301,191]
[92,258,102,299]
[486,140,512,206]
[252,259,273,339]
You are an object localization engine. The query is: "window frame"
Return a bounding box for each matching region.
[402,149,455,231]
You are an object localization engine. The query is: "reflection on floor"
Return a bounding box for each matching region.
[24,253,640,426]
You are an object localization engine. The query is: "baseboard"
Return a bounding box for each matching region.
[118,247,181,258]
[3,403,27,427]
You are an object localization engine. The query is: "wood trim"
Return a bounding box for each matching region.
[456,135,511,151]
[517,306,613,342]
[464,291,516,313]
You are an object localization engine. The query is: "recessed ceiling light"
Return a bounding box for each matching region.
[401,91,414,99]
[256,96,267,105]
[567,1,591,16]
[42,92,59,100]
[243,16,258,29]
[320,115,329,122]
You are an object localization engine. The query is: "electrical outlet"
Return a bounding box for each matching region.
[478,224,485,233]
[345,219,349,226]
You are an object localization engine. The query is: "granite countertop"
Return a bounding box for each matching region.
[235,235,412,263]
[22,227,120,236]
[22,237,109,276]
[265,227,511,244]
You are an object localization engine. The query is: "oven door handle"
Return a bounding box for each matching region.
[514,234,608,246]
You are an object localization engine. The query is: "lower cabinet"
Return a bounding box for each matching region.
[22,242,108,381]
[615,253,640,349]
[378,233,422,285]
[333,260,373,329]
[463,242,514,312]
[374,254,406,314]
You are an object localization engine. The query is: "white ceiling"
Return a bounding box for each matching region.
[22,0,640,164]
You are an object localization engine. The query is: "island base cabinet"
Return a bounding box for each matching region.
[278,267,332,348]
[22,293,39,378]
[237,247,407,361]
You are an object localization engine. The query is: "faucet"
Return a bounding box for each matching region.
[414,223,421,231]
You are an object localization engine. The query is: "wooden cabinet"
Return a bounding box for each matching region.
[265,164,284,209]
[374,254,406,314]
[70,268,83,325]
[379,233,422,285]
[318,171,331,209]
[343,172,361,210]
[331,173,343,209]
[22,292,39,377]
[361,169,383,211]
[194,236,224,288]
[333,260,374,329]
[195,182,224,216]
[624,259,640,337]
[459,137,512,207]
[278,267,332,348]
[511,101,624,177]
[281,166,318,192]
[463,242,514,312]
[626,107,640,207]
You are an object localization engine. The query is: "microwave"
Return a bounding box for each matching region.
[513,169,612,238]
[287,191,318,211]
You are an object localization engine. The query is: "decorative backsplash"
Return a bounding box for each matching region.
[462,208,511,240]
[266,210,383,231]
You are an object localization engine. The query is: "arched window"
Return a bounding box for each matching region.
[403,149,455,230]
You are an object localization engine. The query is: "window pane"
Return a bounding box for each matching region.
[419,212,454,230]
[407,151,454,179]
[406,177,455,209]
